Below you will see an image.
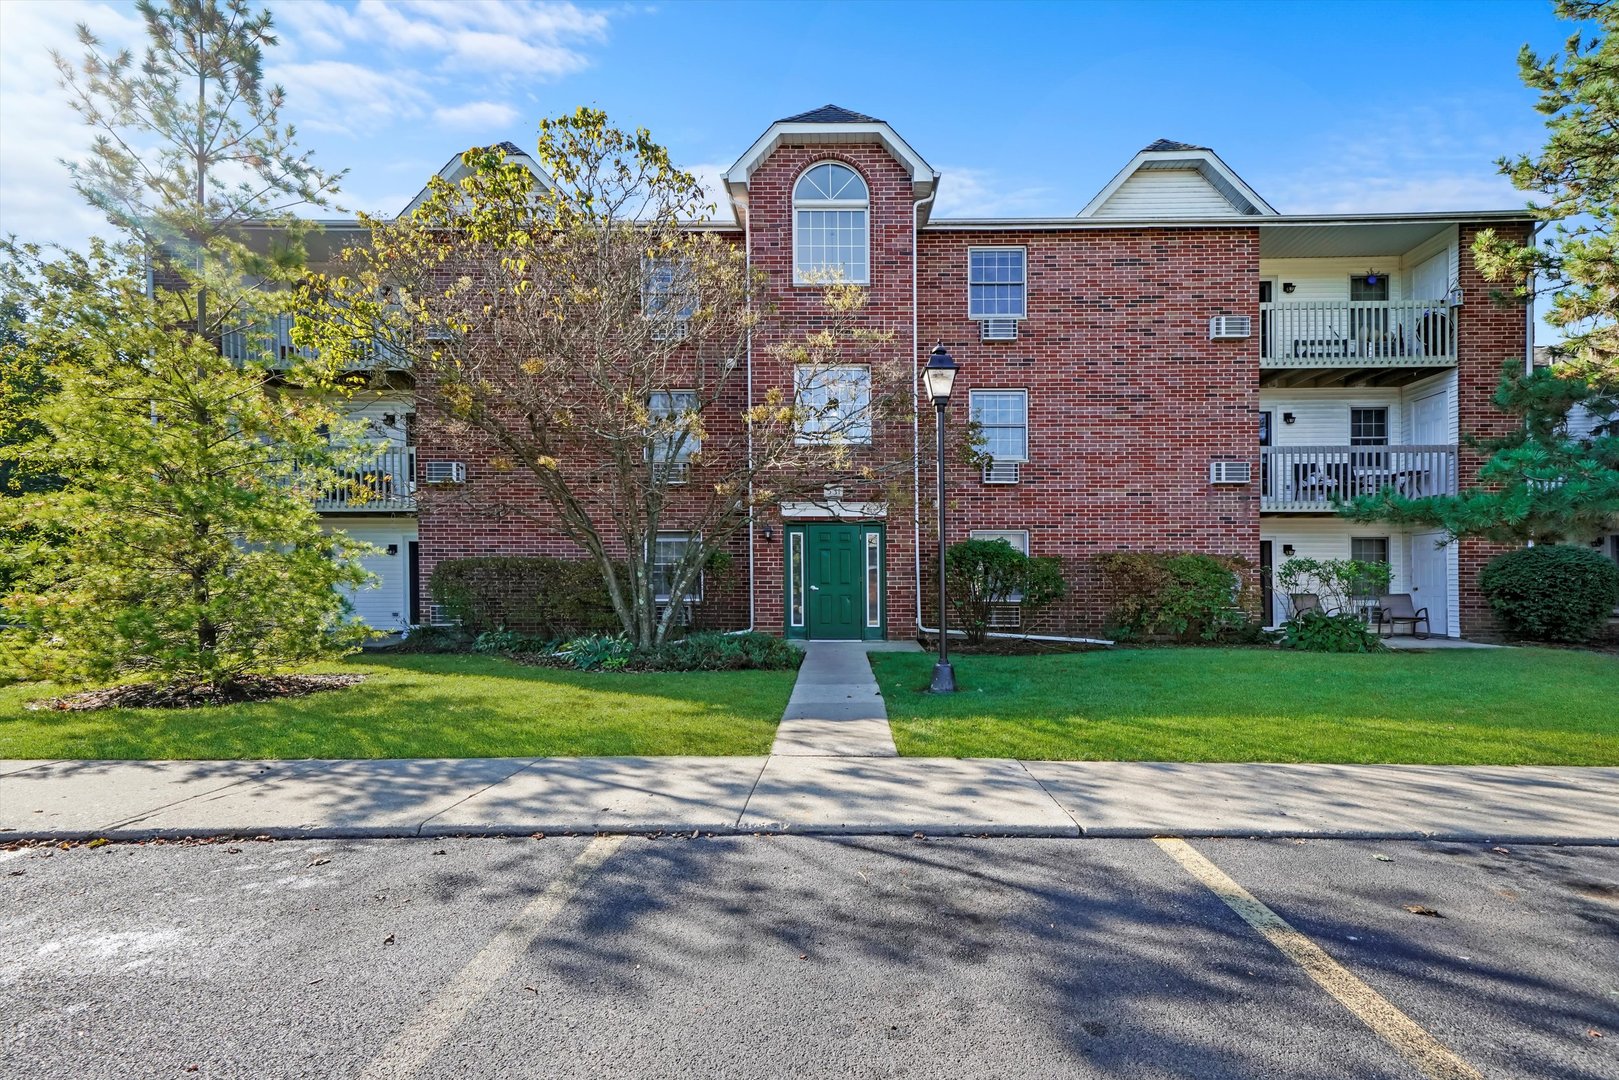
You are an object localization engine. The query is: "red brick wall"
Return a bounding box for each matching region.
[745,142,922,638]
[917,226,1262,634]
[1454,221,1533,639]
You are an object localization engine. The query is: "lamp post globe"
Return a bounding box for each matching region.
[926,344,958,694]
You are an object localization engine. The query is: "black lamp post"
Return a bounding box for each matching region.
[923,343,959,693]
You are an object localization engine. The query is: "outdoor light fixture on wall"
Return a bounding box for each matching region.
[1283,544,1296,556]
[760,523,775,542]
[1364,269,1382,285]
[1282,282,1296,294]
[1283,412,1296,425]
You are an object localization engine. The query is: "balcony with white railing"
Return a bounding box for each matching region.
[1260,444,1457,512]
[311,446,417,512]
[221,313,400,370]
[1260,300,1457,368]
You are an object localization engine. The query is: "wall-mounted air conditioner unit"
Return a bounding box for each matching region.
[1209,315,1253,340]
[651,461,690,485]
[1208,460,1252,485]
[983,461,1022,485]
[423,461,466,485]
[980,318,1019,342]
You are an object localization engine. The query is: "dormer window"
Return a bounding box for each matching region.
[793,162,869,286]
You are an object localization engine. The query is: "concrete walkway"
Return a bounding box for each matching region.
[770,641,897,757]
[3,756,1615,844]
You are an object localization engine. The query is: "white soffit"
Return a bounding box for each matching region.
[1080,147,1277,218]
[1258,221,1454,258]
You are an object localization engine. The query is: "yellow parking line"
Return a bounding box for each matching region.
[1154,837,1483,1080]
[359,835,626,1080]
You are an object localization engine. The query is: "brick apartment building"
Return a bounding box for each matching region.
[286,105,1544,640]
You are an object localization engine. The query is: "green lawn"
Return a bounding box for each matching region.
[872,647,1619,765]
[0,654,794,760]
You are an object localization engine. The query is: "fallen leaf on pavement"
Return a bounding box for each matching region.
[1589,1030,1604,1038]
[1404,905,1444,918]
[382,934,395,946]
[1491,847,1511,855]
[87,838,108,848]
[308,858,330,867]
[524,985,538,994]
[225,847,241,854]
[1373,854,1392,862]
[433,849,446,855]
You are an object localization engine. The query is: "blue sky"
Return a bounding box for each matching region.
[0,0,1582,244]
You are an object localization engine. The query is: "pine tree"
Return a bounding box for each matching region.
[1346,0,1618,542]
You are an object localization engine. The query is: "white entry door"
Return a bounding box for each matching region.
[1409,531,1449,636]
[1411,391,1447,444]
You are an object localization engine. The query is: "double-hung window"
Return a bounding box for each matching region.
[969,529,1031,618]
[651,531,701,603]
[969,390,1029,462]
[1349,407,1389,446]
[642,258,697,340]
[795,365,872,444]
[793,162,869,285]
[647,390,700,464]
[968,248,1026,319]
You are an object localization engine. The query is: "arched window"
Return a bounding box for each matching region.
[793,162,869,285]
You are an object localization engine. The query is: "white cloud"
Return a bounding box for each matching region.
[932,166,1054,218]
[1254,101,1531,214]
[279,0,610,77]
[434,100,521,131]
[0,0,146,248]
[269,61,430,134]
[684,161,737,224]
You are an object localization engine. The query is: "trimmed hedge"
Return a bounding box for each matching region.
[428,556,621,637]
[1095,551,1256,642]
[1479,545,1619,643]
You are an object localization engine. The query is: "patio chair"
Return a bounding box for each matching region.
[1375,593,1430,639]
[1288,593,1333,618]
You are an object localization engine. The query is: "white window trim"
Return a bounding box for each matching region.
[787,529,805,628]
[646,389,700,463]
[652,531,703,603]
[969,388,1030,463]
[969,529,1030,554]
[794,364,874,446]
[792,161,871,287]
[969,529,1030,602]
[864,530,882,628]
[967,246,1028,320]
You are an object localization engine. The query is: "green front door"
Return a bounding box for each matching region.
[786,523,884,640]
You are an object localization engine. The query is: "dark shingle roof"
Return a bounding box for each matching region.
[778,105,881,125]
[1143,139,1209,153]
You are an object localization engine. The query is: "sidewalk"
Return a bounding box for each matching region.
[4,756,1616,843]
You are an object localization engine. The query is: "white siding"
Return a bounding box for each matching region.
[1260,389,1406,446]
[1262,520,1411,624]
[329,519,417,632]
[342,395,412,446]
[1090,169,1244,218]
[1259,228,1459,306]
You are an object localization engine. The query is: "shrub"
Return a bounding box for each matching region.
[1095,551,1254,642]
[1273,558,1393,619]
[944,538,1066,645]
[1281,610,1385,653]
[472,629,556,655]
[1479,545,1619,643]
[555,632,636,671]
[382,625,473,654]
[634,631,803,672]
[429,556,621,637]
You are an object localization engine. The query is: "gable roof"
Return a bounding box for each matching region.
[725,106,938,225]
[778,104,882,124]
[1079,143,1276,218]
[400,142,549,217]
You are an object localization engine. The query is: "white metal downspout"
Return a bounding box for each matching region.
[912,182,936,637]
[905,181,1114,648]
[743,197,757,631]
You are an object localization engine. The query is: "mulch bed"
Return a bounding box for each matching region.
[30,673,367,712]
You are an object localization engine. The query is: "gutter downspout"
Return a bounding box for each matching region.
[906,180,1113,648]
[743,193,756,631]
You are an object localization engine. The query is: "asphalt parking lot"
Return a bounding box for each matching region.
[1,835,1614,1079]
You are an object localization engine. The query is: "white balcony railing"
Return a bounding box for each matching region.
[221,314,400,369]
[311,446,417,512]
[1261,444,1457,511]
[1260,300,1457,367]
